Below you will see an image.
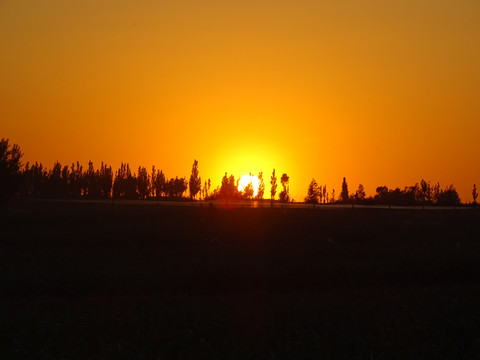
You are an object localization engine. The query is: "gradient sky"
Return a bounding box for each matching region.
[1,0,479,201]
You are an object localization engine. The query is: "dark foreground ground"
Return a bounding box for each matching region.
[1,199,480,359]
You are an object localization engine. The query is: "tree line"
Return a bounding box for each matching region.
[211,170,291,203]
[306,177,471,207]
[0,138,291,203]
[18,160,201,201]
[1,138,477,206]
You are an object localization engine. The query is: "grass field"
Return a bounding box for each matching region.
[1,199,480,359]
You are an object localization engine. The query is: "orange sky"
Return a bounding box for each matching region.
[1,0,479,202]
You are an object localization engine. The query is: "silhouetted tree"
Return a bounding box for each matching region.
[340,177,349,203]
[84,161,94,198]
[375,186,389,204]
[113,163,125,199]
[99,162,113,199]
[389,188,403,205]
[201,178,211,199]
[432,182,441,203]
[151,166,157,197]
[113,163,137,199]
[473,184,478,206]
[166,176,187,198]
[220,173,228,199]
[61,165,70,197]
[85,161,103,199]
[230,175,238,198]
[202,180,207,199]
[46,161,63,198]
[21,162,32,196]
[355,184,366,201]
[436,185,460,206]
[165,178,174,198]
[305,178,320,206]
[0,138,23,204]
[279,173,290,202]
[420,179,432,205]
[152,169,166,199]
[126,166,137,199]
[243,182,254,199]
[322,185,327,204]
[220,173,232,200]
[189,159,201,200]
[137,166,150,199]
[218,173,239,202]
[270,169,277,204]
[331,189,335,203]
[25,162,46,197]
[403,183,420,205]
[211,186,220,199]
[256,172,265,200]
[69,162,83,198]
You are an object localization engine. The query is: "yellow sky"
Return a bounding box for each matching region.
[1,0,479,201]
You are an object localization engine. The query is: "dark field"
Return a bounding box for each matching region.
[1,200,480,359]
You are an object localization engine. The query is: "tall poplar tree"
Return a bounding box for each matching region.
[189,160,201,200]
[340,177,349,203]
[270,169,277,205]
[305,178,320,205]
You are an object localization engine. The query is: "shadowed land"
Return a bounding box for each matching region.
[1,199,480,358]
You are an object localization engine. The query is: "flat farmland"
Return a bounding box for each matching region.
[1,199,480,359]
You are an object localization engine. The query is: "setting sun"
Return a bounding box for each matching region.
[238,174,261,197]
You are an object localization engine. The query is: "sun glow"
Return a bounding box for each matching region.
[238,174,261,197]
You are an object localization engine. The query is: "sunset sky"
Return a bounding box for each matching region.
[1,0,479,201]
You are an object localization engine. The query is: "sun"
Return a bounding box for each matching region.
[238,174,261,197]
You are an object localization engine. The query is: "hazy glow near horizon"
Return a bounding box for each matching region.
[238,175,261,197]
[1,0,479,201]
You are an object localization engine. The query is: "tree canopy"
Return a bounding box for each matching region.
[305,179,320,204]
[0,138,23,204]
[0,138,469,207]
[270,169,277,201]
[189,160,201,200]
